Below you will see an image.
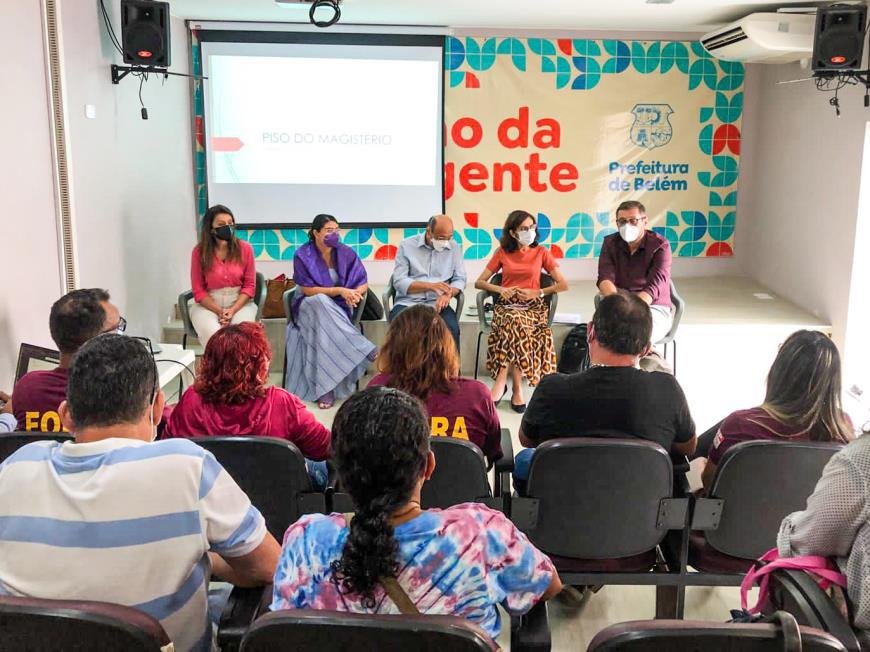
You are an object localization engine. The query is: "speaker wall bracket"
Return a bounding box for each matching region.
[110,64,205,85]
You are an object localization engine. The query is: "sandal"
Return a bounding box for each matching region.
[317,391,335,410]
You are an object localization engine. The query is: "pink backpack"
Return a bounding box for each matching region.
[741,548,847,614]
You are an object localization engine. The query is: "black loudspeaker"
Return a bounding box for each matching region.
[120,0,171,67]
[812,3,867,72]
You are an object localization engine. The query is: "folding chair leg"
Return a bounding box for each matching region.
[474,332,482,380]
[182,333,187,349]
[655,584,684,619]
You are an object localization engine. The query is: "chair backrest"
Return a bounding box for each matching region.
[587,618,847,651]
[0,432,73,464]
[189,436,324,540]
[702,440,842,560]
[421,438,493,510]
[522,438,676,559]
[476,272,558,331]
[241,610,499,652]
[0,595,170,652]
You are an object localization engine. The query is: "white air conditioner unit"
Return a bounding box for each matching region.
[701,12,815,63]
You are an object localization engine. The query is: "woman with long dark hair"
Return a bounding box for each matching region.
[189,204,257,346]
[285,214,375,409]
[164,322,331,486]
[473,210,568,412]
[368,305,502,464]
[700,329,853,489]
[271,386,560,639]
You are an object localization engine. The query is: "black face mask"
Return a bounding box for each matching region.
[212,225,235,242]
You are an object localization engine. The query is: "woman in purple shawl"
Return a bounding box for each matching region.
[286,214,376,409]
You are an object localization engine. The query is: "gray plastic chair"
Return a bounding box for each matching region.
[0,595,171,652]
[594,279,685,374]
[587,616,847,652]
[474,273,558,379]
[177,271,267,349]
[382,274,465,321]
[0,432,73,464]
[241,610,499,652]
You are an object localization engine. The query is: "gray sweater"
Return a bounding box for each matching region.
[778,434,870,631]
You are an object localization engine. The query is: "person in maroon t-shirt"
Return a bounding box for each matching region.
[13,289,122,432]
[369,305,503,465]
[164,322,331,486]
[700,330,854,490]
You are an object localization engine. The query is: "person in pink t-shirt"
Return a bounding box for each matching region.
[189,204,258,346]
[369,305,502,465]
[165,322,331,487]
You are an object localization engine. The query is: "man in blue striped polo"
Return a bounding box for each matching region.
[0,334,280,651]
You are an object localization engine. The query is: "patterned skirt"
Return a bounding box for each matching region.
[486,297,556,385]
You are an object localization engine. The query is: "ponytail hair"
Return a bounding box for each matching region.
[329,387,430,608]
[308,214,338,243]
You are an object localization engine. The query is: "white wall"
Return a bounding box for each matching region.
[739,62,866,354]
[60,3,196,344]
[0,1,63,387]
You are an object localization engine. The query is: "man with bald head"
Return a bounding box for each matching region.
[389,214,467,350]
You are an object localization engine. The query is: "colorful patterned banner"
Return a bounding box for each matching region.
[191,35,742,261]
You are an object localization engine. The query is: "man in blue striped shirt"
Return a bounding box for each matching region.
[0,334,280,651]
[390,215,467,351]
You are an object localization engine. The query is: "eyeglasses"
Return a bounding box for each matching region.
[103,317,127,334]
[516,225,536,233]
[616,217,644,227]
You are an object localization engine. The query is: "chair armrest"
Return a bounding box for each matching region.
[217,584,272,652]
[476,291,489,331]
[382,288,393,318]
[177,290,195,337]
[493,429,514,498]
[454,289,465,317]
[254,272,267,321]
[282,288,296,325]
[511,601,551,652]
[495,429,514,473]
[546,292,559,328]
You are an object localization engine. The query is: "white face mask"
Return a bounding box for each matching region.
[516,228,536,246]
[619,223,641,244]
[432,238,451,252]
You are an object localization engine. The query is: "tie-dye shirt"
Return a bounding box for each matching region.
[271,503,555,638]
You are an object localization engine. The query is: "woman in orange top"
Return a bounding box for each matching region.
[474,210,568,413]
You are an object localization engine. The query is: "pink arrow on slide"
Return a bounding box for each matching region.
[211,137,245,151]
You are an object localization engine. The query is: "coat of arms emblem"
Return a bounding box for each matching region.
[630,104,674,150]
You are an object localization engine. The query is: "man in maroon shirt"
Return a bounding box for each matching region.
[12,289,122,432]
[597,200,673,350]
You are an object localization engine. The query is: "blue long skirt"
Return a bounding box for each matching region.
[284,294,375,402]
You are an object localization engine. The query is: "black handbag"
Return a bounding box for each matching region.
[360,289,384,321]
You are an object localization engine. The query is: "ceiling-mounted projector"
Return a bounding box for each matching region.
[701,12,815,63]
[275,0,343,28]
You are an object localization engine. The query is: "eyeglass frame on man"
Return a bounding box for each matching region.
[616,216,646,228]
